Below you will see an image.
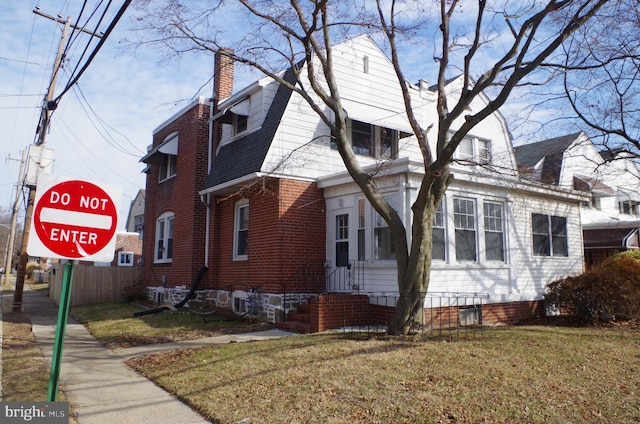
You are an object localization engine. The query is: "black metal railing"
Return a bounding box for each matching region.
[325,261,365,293]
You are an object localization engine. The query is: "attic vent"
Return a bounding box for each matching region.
[363,55,369,74]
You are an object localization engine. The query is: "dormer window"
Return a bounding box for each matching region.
[234,113,248,136]
[453,134,492,164]
[213,96,251,137]
[332,119,405,159]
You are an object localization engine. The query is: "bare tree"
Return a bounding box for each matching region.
[133,0,610,335]
[558,0,640,156]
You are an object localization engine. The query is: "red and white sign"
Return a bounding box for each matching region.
[27,176,122,261]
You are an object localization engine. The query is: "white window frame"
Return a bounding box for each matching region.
[159,153,177,182]
[483,201,505,262]
[532,213,568,257]
[453,133,492,165]
[233,113,249,136]
[158,134,178,182]
[432,200,446,261]
[373,193,398,261]
[234,200,250,260]
[154,212,174,263]
[453,197,477,262]
[118,251,134,267]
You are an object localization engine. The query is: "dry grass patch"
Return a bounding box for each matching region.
[70,302,272,349]
[127,326,640,424]
[1,289,72,422]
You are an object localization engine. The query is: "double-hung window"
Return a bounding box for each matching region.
[234,201,249,259]
[453,134,492,164]
[357,199,366,261]
[374,194,397,260]
[432,201,446,261]
[159,153,177,182]
[332,120,400,159]
[532,213,568,257]
[483,202,504,261]
[454,198,477,261]
[155,212,174,263]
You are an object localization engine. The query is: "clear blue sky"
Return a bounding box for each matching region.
[0,0,216,226]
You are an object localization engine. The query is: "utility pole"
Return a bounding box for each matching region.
[12,15,71,312]
[13,9,106,312]
[2,150,26,287]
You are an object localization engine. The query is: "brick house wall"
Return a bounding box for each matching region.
[206,178,326,294]
[143,101,210,288]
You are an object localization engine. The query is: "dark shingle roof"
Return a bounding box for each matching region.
[203,68,296,190]
[514,132,582,184]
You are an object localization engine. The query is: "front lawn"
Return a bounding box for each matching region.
[70,302,272,349]
[126,325,640,423]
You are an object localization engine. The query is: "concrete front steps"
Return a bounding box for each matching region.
[276,303,311,333]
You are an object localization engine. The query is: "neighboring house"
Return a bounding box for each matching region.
[141,35,588,330]
[125,189,145,234]
[515,132,640,269]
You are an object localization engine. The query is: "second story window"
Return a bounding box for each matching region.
[159,154,177,182]
[234,113,248,136]
[332,119,400,159]
[454,134,492,164]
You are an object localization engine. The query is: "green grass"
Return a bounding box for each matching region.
[126,325,640,424]
[70,302,272,348]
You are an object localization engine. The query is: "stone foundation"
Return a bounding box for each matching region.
[144,286,316,323]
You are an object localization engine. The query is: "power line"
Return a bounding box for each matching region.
[54,1,133,103]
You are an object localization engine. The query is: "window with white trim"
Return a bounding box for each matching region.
[158,134,177,182]
[233,113,248,136]
[357,199,366,261]
[118,251,134,267]
[155,212,174,263]
[453,134,492,164]
[454,197,477,261]
[532,213,568,257]
[483,202,505,261]
[159,154,177,182]
[432,201,446,261]
[374,194,397,260]
[234,200,249,259]
[331,120,406,159]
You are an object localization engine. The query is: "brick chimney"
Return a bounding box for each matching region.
[212,48,234,159]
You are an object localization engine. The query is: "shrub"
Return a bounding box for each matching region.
[25,262,42,280]
[545,252,640,323]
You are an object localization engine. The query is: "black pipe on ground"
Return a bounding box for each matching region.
[133,266,208,318]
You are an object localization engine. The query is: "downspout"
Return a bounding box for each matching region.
[204,93,214,268]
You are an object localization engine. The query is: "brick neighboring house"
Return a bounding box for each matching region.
[141,35,589,331]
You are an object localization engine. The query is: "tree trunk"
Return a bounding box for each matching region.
[388,171,451,335]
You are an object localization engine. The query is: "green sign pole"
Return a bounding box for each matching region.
[47,260,75,402]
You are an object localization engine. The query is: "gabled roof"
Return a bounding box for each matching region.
[514,132,582,184]
[202,67,297,191]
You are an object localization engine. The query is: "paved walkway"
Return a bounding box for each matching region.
[19,286,293,424]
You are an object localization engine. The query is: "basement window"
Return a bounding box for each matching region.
[459,305,482,326]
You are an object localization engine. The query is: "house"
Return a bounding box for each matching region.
[140,35,588,331]
[514,131,640,269]
[125,189,145,234]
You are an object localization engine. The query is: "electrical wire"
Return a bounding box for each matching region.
[54,0,133,103]
[69,82,145,156]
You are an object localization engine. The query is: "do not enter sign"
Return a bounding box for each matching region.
[28,176,122,261]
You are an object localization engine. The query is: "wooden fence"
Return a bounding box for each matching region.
[48,263,144,306]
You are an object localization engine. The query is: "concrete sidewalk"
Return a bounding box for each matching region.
[22,287,293,424]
